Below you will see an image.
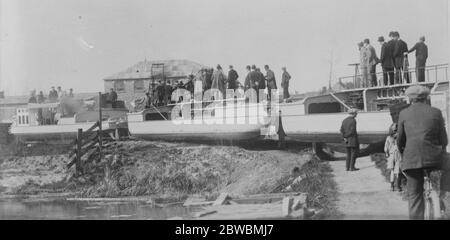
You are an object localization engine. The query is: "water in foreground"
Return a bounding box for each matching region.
[0,198,197,220]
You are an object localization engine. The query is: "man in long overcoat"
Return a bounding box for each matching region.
[340,108,360,171]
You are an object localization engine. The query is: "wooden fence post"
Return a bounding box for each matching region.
[76,128,83,174]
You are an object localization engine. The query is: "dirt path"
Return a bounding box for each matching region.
[329,155,409,220]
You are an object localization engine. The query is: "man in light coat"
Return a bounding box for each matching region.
[364,39,379,87]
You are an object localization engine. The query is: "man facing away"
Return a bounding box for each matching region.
[227,65,239,90]
[340,108,360,171]
[281,67,291,102]
[364,39,379,87]
[378,36,395,86]
[407,36,428,83]
[48,86,58,102]
[244,65,253,91]
[211,64,227,97]
[264,65,277,101]
[107,88,118,108]
[397,85,448,220]
[393,32,410,84]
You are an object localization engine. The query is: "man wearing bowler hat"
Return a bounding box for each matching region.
[397,85,448,219]
[378,36,395,86]
[340,108,360,171]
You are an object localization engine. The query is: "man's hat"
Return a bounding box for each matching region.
[388,31,394,37]
[348,108,358,114]
[378,36,385,42]
[405,85,430,100]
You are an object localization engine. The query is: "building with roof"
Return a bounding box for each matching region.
[103,59,209,109]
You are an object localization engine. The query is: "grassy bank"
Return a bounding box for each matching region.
[1,140,340,218]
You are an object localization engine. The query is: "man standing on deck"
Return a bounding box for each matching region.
[211,64,227,98]
[364,39,379,87]
[244,65,253,91]
[359,42,370,88]
[340,108,360,171]
[156,81,164,106]
[281,67,291,102]
[107,88,118,108]
[397,85,448,220]
[393,32,410,84]
[264,65,277,101]
[407,36,428,83]
[164,80,173,105]
[227,65,239,90]
[48,86,58,102]
[379,36,395,86]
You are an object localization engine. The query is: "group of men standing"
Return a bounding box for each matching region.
[28,86,74,104]
[145,64,292,107]
[359,32,428,87]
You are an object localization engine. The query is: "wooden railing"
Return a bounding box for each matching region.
[67,92,104,175]
[335,63,448,90]
[67,121,103,174]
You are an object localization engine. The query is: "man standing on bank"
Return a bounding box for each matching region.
[340,108,360,171]
[407,36,428,83]
[397,85,448,220]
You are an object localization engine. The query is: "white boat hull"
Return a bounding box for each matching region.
[10,121,126,142]
[128,120,263,141]
[272,107,392,144]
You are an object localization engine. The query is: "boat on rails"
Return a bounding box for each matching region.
[263,64,449,145]
[10,94,128,143]
[127,97,270,142]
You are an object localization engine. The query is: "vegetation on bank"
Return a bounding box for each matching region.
[1,140,340,219]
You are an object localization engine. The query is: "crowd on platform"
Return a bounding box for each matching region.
[145,64,292,107]
[358,32,428,87]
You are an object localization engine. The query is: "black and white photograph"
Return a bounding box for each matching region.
[0,0,449,224]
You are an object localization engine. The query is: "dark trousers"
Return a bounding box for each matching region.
[345,147,358,170]
[403,168,425,220]
[369,65,377,86]
[382,67,395,85]
[416,59,426,82]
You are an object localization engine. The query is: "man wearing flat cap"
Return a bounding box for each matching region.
[340,108,360,171]
[397,85,448,219]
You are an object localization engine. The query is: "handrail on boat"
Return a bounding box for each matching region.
[335,63,448,91]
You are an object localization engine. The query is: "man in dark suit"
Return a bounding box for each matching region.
[378,36,395,86]
[397,85,448,220]
[340,108,360,171]
[408,36,428,82]
[393,32,410,84]
[264,65,277,101]
[227,65,239,90]
[107,88,118,108]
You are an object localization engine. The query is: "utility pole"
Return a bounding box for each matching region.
[328,50,334,92]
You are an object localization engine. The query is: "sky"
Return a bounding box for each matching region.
[0,0,449,96]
